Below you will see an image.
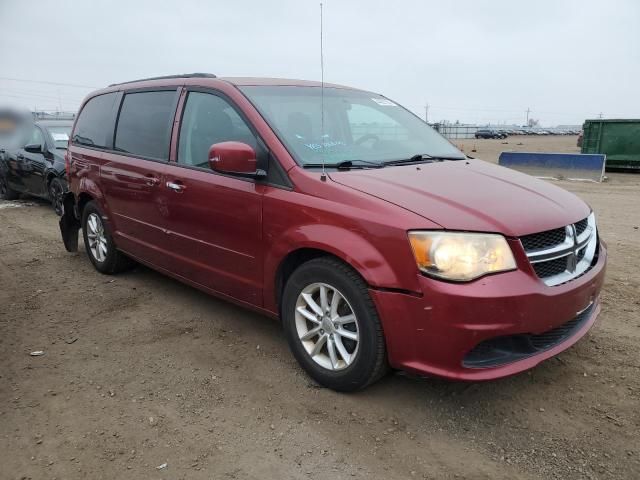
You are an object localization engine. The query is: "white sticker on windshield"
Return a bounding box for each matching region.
[52,133,69,141]
[371,98,397,106]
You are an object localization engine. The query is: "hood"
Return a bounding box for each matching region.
[328,159,590,237]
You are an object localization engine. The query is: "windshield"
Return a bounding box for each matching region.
[46,125,72,149]
[239,86,465,166]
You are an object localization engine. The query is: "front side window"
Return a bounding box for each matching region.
[240,85,464,166]
[114,91,176,160]
[178,91,257,168]
[72,92,117,148]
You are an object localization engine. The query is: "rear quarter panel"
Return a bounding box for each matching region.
[67,146,111,220]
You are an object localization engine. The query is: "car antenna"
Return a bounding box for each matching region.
[319,2,327,181]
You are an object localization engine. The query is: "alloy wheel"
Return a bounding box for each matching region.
[86,213,108,262]
[294,282,360,371]
[50,181,64,215]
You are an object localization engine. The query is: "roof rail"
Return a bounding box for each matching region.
[108,73,217,87]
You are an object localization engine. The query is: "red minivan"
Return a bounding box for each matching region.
[60,73,606,391]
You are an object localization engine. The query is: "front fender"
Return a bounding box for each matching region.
[263,223,420,313]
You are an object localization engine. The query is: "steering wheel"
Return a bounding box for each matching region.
[355,134,380,146]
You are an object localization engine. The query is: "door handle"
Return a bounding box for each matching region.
[166,181,185,192]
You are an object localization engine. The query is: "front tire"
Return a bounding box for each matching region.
[282,257,387,392]
[82,201,132,274]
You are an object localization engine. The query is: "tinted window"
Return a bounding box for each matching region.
[178,92,257,168]
[114,91,176,160]
[73,93,117,148]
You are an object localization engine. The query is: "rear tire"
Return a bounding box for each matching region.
[0,172,19,200]
[81,201,132,274]
[282,257,388,392]
[48,177,66,216]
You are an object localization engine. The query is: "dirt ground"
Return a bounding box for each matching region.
[1,135,639,480]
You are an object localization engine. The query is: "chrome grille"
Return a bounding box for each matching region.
[520,213,597,287]
[532,257,567,278]
[575,218,589,236]
[521,227,566,251]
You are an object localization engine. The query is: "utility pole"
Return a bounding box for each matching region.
[424,103,430,123]
[525,107,531,126]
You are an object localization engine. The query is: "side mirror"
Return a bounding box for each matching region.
[208,141,266,179]
[25,143,43,153]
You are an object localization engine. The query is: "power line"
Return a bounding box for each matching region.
[0,93,79,106]
[0,77,99,89]
[0,88,83,102]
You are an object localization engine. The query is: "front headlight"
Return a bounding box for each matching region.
[408,231,516,281]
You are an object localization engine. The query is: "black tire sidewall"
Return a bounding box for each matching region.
[282,259,384,391]
[49,177,66,216]
[0,174,7,199]
[81,201,119,274]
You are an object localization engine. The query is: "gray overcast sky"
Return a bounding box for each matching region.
[0,0,638,126]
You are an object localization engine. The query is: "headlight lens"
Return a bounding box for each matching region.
[408,231,516,281]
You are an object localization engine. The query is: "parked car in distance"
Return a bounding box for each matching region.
[0,120,72,214]
[0,109,30,185]
[474,129,506,139]
[59,74,606,391]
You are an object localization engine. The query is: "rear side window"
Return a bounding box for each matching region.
[114,91,177,161]
[73,93,117,148]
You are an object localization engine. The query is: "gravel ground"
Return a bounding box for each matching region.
[1,136,639,479]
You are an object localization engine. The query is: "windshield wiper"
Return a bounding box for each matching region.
[383,154,465,166]
[302,159,384,170]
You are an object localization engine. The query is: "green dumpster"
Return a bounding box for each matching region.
[581,119,640,170]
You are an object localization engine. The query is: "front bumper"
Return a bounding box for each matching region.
[370,240,607,381]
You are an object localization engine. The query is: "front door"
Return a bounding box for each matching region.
[161,90,264,306]
[21,125,48,196]
[8,125,47,196]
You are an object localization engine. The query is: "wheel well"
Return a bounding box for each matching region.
[77,193,93,219]
[46,172,57,187]
[275,248,359,313]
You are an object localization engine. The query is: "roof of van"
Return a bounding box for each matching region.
[107,73,357,90]
[220,77,356,89]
